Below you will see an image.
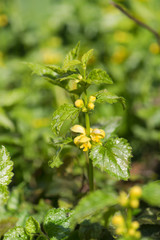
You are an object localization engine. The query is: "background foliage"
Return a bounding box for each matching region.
[0,0,160,239]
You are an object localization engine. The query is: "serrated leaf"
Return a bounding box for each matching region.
[70,190,118,228]
[0,146,14,204]
[63,60,81,70]
[95,89,126,109]
[51,104,80,136]
[3,227,29,240]
[25,216,40,235]
[142,181,160,207]
[63,42,80,69]
[81,49,93,66]
[90,138,132,180]
[47,65,68,74]
[87,69,113,85]
[43,208,72,240]
[48,147,63,168]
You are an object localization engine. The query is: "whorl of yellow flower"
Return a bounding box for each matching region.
[70,125,105,151]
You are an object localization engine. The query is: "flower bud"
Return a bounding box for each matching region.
[75,99,84,108]
[130,199,139,209]
[129,186,142,199]
[134,231,141,239]
[131,221,139,230]
[116,227,125,235]
[88,102,95,110]
[89,95,96,103]
[112,215,124,226]
[119,191,128,207]
[128,228,136,236]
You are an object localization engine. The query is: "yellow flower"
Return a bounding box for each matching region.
[71,125,91,152]
[71,125,105,151]
[90,128,105,143]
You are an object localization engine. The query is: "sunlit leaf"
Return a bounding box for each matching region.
[90,138,132,180]
[63,42,80,69]
[25,216,40,235]
[0,146,14,204]
[3,227,29,240]
[43,208,72,240]
[51,104,80,136]
[87,69,113,85]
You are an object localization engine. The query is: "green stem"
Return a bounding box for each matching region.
[84,89,94,191]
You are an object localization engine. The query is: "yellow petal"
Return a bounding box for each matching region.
[78,135,90,143]
[71,125,86,134]
[74,135,83,145]
[92,128,105,138]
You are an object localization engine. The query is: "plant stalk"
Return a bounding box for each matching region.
[84,89,94,191]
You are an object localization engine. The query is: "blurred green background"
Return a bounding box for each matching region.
[0,0,160,209]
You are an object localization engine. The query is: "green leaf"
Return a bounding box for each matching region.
[142,181,160,207]
[63,42,80,69]
[25,216,40,235]
[47,65,68,74]
[70,190,118,227]
[63,60,81,70]
[51,104,80,136]
[0,146,14,204]
[48,147,63,168]
[87,69,113,85]
[43,208,72,240]
[90,138,132,180]
[94,89,126,109]
[3,227,29,240]
[81,49,93,66]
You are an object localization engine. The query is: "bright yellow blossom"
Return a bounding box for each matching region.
[90,128,105,143]
[71,125,105,151]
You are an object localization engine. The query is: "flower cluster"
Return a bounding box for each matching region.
[71,125,105,151]
[119,186,142,208]
[75,95,96,112]
[112,214,141,239]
